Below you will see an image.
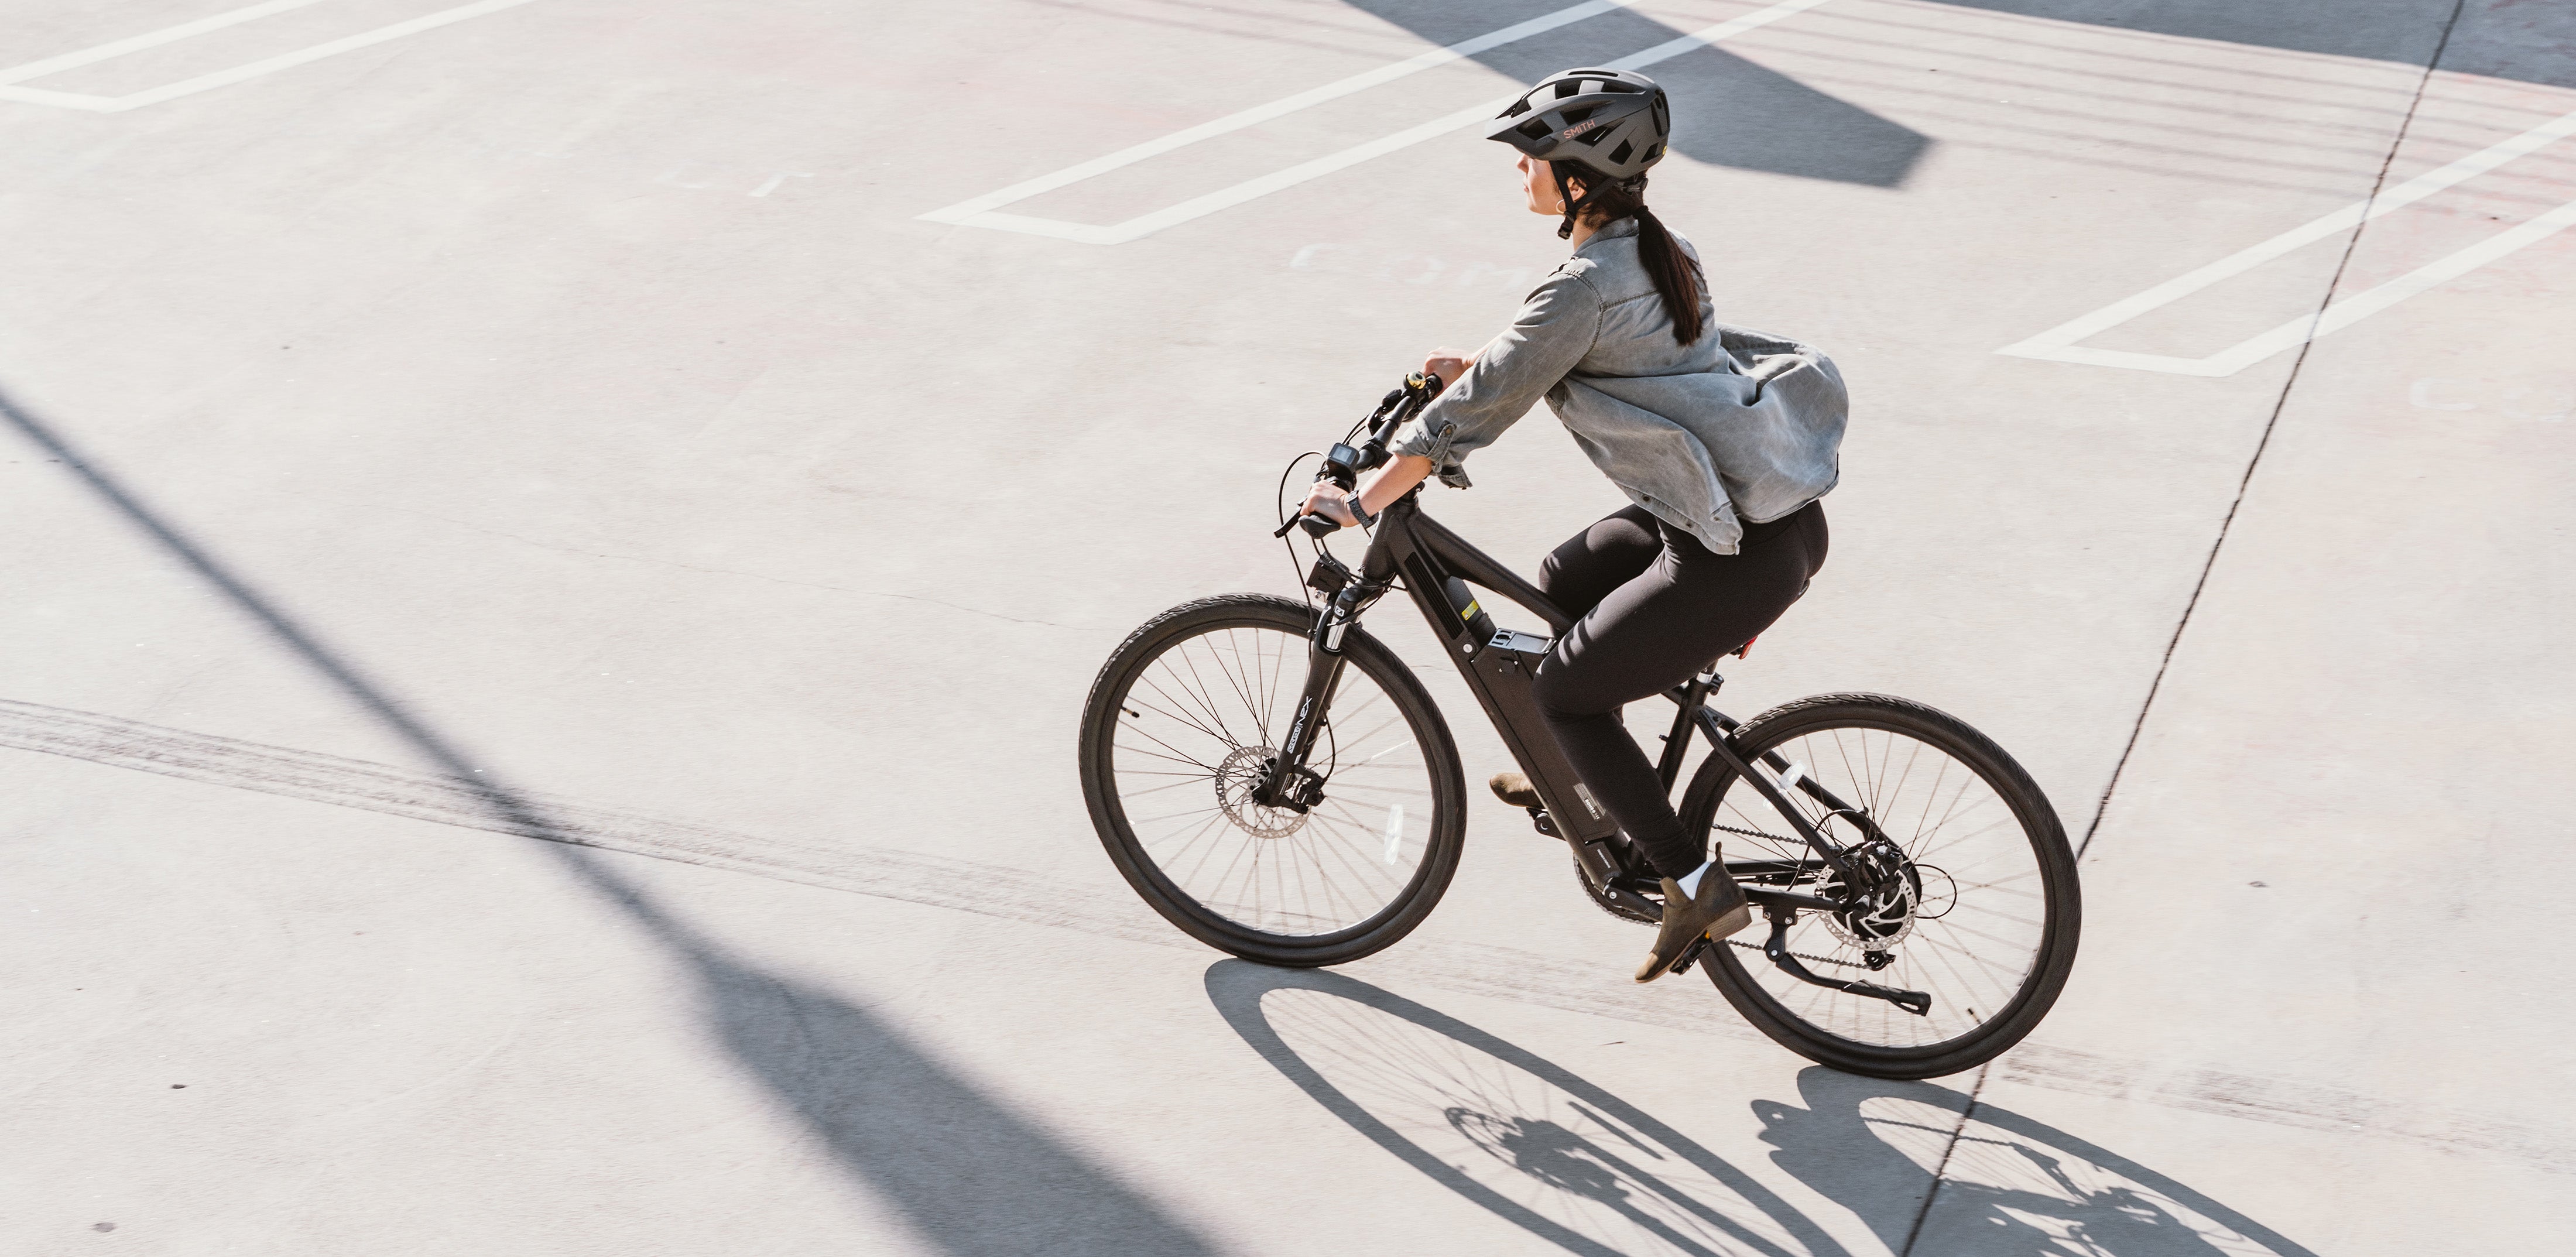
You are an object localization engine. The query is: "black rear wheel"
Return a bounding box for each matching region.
[1078,594,1467,966]
[1680,694,2080,1078]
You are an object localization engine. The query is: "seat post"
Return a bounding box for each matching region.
[1655,667,1721,790]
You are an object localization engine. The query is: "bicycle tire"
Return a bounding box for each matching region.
[1079,594,1467,966]
[1680,693,2080,1078]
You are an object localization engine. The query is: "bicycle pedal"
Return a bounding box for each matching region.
[1669,935,1711,977]
[1526,806,1558,838]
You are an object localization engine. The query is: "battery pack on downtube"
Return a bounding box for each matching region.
[1451,625,1619,842]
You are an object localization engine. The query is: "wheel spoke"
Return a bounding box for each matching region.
[1104,611,1445,940]
[1700,705,2071,1062]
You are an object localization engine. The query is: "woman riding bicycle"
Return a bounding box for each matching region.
[1299,67,1848,984]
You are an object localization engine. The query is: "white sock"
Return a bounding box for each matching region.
[1674,859,1714,898]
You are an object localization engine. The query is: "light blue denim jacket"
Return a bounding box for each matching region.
[1392,218,1846,554]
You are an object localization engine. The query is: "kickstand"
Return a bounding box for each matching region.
[1758,910,1931,1016]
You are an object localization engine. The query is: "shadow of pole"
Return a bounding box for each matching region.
[1915,0,2548,88]
[0,385,1222,1257]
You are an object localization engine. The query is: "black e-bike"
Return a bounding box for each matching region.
[1078,375,2080,1078]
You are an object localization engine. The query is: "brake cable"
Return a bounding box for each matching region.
[1275,450,1323,607]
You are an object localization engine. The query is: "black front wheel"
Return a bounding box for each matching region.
[1681,694,2081,1079]
[1078,594,1468,966]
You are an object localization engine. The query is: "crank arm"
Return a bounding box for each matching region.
[1742,886,1845,914]
[1725,857,1831,883]
[1571,837,1666,920]
[1759,913,1930,1016]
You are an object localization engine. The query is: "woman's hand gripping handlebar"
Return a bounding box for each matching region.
[1276,372,1446,539]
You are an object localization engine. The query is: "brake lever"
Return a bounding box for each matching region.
[1272,509,1349,539]
[1272,373,1441,539]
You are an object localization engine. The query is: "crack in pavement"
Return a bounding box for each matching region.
[2072,0,2472,864]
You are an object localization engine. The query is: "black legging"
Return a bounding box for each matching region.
[1532,501,1829,879]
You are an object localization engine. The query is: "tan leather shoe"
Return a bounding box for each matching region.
[1635,858,1752,983]
[1489,772,1540,809]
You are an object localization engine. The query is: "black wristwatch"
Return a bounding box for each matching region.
[1343,493,1377,529]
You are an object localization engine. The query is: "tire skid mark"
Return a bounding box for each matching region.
[0,697,1181,949]
[3,697,2566,1177]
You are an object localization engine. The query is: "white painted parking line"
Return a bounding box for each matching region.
[922,0,1838,245]
[0,0,537,114]
[1998,107,2576,377]
[0,0,341,87]
[921,0,1650,227]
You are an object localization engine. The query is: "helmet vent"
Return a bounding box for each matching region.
[1491,68,1672,176]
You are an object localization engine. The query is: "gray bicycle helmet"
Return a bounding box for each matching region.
[1484,67,1671,180]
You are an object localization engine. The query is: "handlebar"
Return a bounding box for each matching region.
[1280,371,1446,537]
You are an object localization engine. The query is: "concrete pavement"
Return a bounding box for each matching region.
[2,0,2569,1252]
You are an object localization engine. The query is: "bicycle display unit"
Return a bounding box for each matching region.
[1080,375,2080,1078]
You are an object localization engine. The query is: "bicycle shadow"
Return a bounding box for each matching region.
[1208,960,1857,1256]
[1758,1070,2322,1257]
[1207,961,2318,1257]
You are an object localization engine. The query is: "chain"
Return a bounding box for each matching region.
[1708,812,1907,969]
[1723,937,1878,970]
[1710,822,1866,968]
[1712,823,1793,842]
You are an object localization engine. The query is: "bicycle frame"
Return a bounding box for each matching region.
[1259,490,1880,912]
[1231,375,1939,1013]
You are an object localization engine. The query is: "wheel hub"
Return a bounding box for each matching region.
[1820,846,1922,953]
[1215,746,1309,838]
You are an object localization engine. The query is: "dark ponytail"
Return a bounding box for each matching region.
[1552,162,1706,346]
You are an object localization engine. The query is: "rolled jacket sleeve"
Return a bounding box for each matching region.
[1392,269,1602,488]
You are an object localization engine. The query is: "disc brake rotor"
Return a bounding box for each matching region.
[1214,746,1308,838]
[1818,847,1923,953]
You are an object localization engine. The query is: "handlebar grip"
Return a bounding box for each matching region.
[1273,511,1347,539]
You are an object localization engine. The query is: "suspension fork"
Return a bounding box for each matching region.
[1253,577,1383,809]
